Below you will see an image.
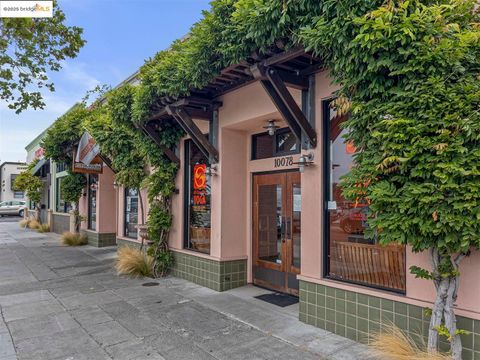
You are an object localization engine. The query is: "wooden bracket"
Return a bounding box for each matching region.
[166,105,219,163]
[251,64,317,148]
[138,122,180,164]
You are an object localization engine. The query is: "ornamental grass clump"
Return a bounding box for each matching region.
[116,246,154,278]
[37,223,51,233]
[19,219,30,228]
[370,325,451,360]
[61,232,88,246]
[27,219,41,230]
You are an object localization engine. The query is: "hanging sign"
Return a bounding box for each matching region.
[75,131,100,165]
[72,150,103,174]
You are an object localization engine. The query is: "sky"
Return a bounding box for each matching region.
[0,0,211,163]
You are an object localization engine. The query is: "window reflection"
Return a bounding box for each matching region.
[124,188,138,238]
[326,101,406,293]
[258,184,282,263]
[88,174,98,231]
[185,140,211,254]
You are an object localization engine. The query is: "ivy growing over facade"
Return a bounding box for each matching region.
[42,83,183,277]
[40,1,479,357]
[299,1,480,358]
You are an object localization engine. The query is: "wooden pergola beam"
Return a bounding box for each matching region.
[166,105,219,163]
[263,47,306,67]
[260,79,302,141]
[266,68,317,147]
[138,122,180,164]
[251,63,317,148]
[145,98,214,122]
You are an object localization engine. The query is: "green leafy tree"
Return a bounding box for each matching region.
[13,169,43,221]
[0,3,85,113]
[61,172,86,232]
[300,0,480,358]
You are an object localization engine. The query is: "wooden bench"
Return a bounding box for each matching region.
[330,242,406,292]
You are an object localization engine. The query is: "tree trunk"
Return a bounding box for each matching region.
[428,276,449,352]
[428,248,444,352]
[428,248,466,360]
[73,202,80,233]
[35,204,41,223]
[444,254,465,360]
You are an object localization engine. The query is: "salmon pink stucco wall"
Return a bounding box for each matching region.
[159,72,480,319]
[97,167,116,233]
[295,71,480,319]
[79,166,116,234]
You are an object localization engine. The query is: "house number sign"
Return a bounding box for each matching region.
[274,156,294,168]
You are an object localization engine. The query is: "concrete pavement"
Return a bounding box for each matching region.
[0,222,377,360]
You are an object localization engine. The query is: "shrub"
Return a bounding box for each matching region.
[19,219,30,228]
[116,246,153,278]
[370,325,450,360]
[27,219,41,230]
[37,223,51,233]
[61,232,88,246]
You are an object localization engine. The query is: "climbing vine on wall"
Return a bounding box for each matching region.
[41,2,480,358]
[299,1,480,358]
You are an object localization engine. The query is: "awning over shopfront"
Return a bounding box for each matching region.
[31,158,47,176]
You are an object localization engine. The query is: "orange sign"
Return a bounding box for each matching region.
[346,140,357,154]
[193,164,206,190]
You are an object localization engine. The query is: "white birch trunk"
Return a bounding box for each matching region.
[428,248,466,360]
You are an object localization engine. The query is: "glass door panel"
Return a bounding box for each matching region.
[258,184,283,264]
[88,174,98,231]
[253,171,301,295]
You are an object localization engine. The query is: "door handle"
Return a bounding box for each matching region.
[286,217,292,239]
[280,216,285,239]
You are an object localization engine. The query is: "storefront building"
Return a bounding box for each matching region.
[25,128,117,246]
[116,49,480,355]
[78,166,117,247]
[0,162,27,203]
[25,130,51,223]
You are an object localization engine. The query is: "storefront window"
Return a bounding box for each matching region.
[14,191,24,199]
[184,140,211,254]
[324,99,406,293]
[124,188,139,238]
[56,177,72,213]
[87,174,98,230]
[252,128,300,160]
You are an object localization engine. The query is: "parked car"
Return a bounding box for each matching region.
[0,201,26,217]
[339,206,367,234]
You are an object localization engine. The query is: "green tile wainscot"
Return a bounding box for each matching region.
[81,230,116,247]
[299,280,480,360]
[171,251,247,292]
[116,238,143,249]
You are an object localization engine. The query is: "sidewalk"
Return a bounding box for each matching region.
[0,222,377,360]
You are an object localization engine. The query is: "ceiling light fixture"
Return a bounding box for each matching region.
[263,120,280,136]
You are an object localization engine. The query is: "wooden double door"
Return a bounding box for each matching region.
[253,171,301,295]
